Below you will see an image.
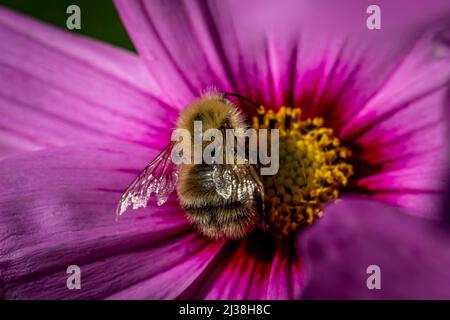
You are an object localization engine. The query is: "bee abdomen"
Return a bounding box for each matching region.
[182,201,258,240]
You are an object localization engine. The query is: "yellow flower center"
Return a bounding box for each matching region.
[252,107,354,237]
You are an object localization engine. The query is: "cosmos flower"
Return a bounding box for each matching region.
[0,0,449,299]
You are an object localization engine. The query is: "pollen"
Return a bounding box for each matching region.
[252,106,354,238]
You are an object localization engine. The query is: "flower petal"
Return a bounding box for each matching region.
[0,144,219,299]
[114,0,450,110]
[298,198,450,299]
[344,29,450,216]
[178,232,303,300]
[0,7,177,159]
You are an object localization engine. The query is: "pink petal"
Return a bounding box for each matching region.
[342,28,450,217]
[298,198,450,299]
[340,25,450,154]
[0,144,220,299]
[179,233,303,300]
[371,192,443,219]
[107,238,225,299]
[114,0,449,113]
[113,0,235,107]
[0,7,177,159]
[341,27,450,140]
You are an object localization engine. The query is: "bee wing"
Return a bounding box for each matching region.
[212,162,264,204]
[116,141,178,217]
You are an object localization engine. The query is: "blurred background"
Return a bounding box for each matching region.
[0,0,135,51]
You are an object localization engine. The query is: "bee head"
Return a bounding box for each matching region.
[178,95,246,134]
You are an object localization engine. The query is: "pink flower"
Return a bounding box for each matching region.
[0,0,449,299]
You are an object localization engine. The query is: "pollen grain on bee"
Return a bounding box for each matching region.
[170,120,279,175]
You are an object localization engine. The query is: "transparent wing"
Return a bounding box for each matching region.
[212,162,264,204]
[116,141,178,218]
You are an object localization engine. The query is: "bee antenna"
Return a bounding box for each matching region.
[223,92,264,113]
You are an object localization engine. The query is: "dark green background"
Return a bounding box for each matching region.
[0,0,135,51]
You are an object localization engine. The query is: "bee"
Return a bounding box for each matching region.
[116,90,264,239]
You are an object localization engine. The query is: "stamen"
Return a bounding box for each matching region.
[253,107,354,237]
